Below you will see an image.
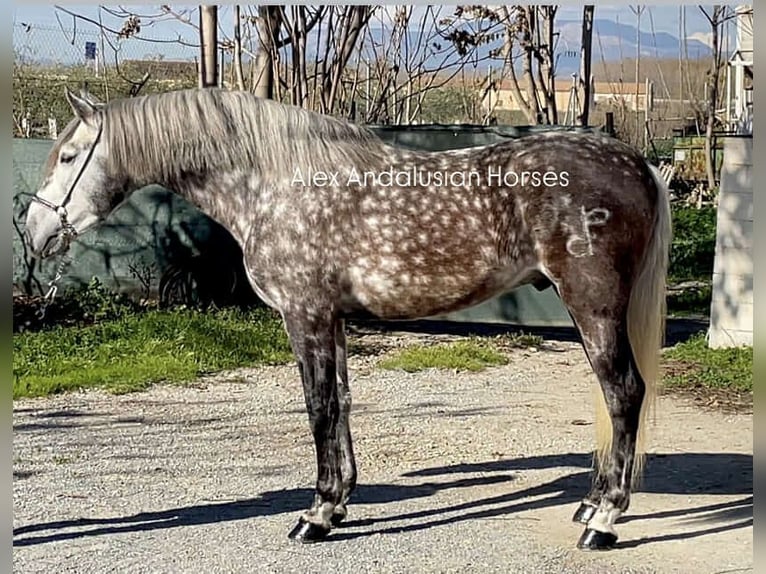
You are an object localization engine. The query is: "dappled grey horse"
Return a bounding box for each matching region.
[24,87,671,550]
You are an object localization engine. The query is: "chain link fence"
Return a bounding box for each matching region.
[13,22,199,138]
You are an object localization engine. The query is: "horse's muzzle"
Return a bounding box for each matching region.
[24,227,68,260]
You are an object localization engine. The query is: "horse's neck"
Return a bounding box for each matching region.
[142,118,444,248]
[172,170,255,247]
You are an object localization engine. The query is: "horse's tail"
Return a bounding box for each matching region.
[595,163,672,485]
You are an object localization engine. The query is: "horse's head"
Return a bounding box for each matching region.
[24,88,119,259]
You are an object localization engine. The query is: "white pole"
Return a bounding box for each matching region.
[735,61,744,121]
[725,64,732,128]
[643,77,649,152]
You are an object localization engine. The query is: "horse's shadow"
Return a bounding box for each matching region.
[12,452,752,549]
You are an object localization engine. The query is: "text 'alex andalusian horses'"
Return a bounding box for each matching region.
[24,87,670,551]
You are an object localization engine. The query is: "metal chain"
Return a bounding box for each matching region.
[35,252,73,321]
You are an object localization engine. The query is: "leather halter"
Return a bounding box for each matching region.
[30,120,103,244]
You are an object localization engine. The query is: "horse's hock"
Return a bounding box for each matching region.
[709,135,753,348]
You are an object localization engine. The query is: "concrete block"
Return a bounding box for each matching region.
[719,136,753,166]
[710,298,753,334]
[713,244,753,276]
[720,168,753,197]
[709,327,753,348]
[713,220,754,249]
[716,189,753,222]
[711,271,754,304]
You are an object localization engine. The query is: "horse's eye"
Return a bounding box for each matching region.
[60,154,76,164]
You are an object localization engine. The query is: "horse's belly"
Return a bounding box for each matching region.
[344,262,529,320]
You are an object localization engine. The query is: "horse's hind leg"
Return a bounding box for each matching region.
[283,310,345,542]
[330,319,357,527]
[566,306,646,550]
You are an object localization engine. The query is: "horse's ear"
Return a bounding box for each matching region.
[65,87,98,124]
[79,84,102,107]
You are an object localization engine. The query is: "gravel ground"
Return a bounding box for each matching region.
[13,335,752,574]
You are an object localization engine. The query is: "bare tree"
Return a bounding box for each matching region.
[629,6,645,143]
[37,4,519,126]
[239,6,370,112]
[319,6,373,114]
[699,5,728,189]
[249,6,283,99]
[536,6,559,123]
[492,5,560,125]
[355,6,505,125]
[496,6,537,123]
[232,5,245,90]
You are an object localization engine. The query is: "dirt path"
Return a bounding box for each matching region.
[13,337,752,574]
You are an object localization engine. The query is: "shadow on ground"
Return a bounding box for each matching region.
[13,451,751,549]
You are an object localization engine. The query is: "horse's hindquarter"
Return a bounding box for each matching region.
[342,135,660,318]
[510,133,660,284]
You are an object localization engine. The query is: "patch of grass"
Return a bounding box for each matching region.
[13,307,292,399]
[378,340,508,373]
[662,333,752,393]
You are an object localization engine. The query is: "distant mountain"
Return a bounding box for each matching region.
[15,15,717,77]
[359,17,714,78]
[558,18,712,64]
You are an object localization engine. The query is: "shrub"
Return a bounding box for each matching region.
[669,205,717,283]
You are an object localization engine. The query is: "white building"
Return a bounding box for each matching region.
[708,5,753,348]
[724,5,753,134]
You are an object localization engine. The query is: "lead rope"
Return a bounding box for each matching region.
[35,230,76,320]
[36,255,72,320]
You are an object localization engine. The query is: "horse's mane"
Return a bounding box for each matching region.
[102,88,390,186]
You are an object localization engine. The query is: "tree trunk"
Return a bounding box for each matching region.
[502,7,540,124]
[233,5,245,90]
[704,6,724,190]
[577,5,594,126]
[537,7,558,124]
[522,7,542,123]
[252,6,281,99]
[199,5,218,88]
[322,6,372,114]
[631,5,644,146]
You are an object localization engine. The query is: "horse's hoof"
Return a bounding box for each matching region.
[576,528,618,550]
[572,502,597,524]
[330,512,346,527]
[287,518,330,543]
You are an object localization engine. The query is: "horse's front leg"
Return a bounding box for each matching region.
[330,318,357,527]
[284,312,344,543]
[572,473,607,525]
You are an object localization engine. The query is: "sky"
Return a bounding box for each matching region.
[13,4,723,35]
[12,4,734,64]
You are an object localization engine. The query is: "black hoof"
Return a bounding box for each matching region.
[330,512,346,527]
[287,518,330,543]
[572,502,598,524]
[576,528,618,550]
